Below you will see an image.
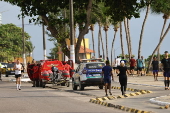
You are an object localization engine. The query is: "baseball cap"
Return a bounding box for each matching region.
[164,51,168,53]
[120,61,125,64]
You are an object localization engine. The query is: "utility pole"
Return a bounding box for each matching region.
[42,23,47,60]
[22,14,26,72]
[69,0,75,65]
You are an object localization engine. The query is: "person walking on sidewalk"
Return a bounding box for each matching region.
[129,56,136,76]
[152,57,159,81]
[136,56,143,76]
[14,60,23,90]
[102,61,114,96]
[117,61,129,95]
[141,56,146,76]
[161,51,170,90]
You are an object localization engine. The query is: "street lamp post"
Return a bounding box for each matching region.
[42,23,47,60]
[22,14,26,72]
[69,0,75,66]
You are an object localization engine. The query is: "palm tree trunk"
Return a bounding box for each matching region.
[105,29,108,58]
[120,22,125,58]
[124,18,131,60]
[99,25,105,59]
[111,31,117,66]
[157,18,167,62]
[147,23,170,74]
[127,19,132,58]
[91,30,95,57]
[138,2,150,58]
[98,24,101,58]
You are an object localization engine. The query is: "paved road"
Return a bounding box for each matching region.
[1,74,170,113]
[0,81,124,113]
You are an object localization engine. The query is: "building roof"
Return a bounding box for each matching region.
[79,46,94,53]
[57,46,94,54]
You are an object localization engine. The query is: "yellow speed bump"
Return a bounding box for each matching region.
[117,95,124,98]
[146,90,153,93]
[131,88,135,91]
[102,102,108,106]
[89,98,96,102]
[102,97,109,100]
[135,110,142,113]
[96,98,103,101]
[140,90,147,94]
[135,92,142,95]
[131,108,137,112]
[124,94,131,97]
[126,107,132,112]
[130,93,136,96]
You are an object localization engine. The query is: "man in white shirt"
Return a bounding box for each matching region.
[116,56,121,67]
[14,60,23,90]
[116,56,121,73]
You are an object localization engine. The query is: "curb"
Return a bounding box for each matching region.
[89,86,153,113]
[89,98,152,113]
[150,95,170,106]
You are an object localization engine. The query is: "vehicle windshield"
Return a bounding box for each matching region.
[86,63,105,69]
[7,63,15,68]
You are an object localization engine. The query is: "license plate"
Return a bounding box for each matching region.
[11,72,15,73]
[93,74,100,76]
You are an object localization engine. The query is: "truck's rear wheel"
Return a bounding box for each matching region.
[79,81,84,90]
[72,79,77,90]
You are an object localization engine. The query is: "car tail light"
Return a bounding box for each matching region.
[82,69,87,74]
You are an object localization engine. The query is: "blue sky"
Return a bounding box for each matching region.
[0,1,170,61]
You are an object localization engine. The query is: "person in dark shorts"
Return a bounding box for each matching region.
[152,57,159,81]
[117,61,129,95]
[136,56,143,76]
[14,60,23,90]
[102,61,114,96]
[129,56,136,76]
[161,51,170,90]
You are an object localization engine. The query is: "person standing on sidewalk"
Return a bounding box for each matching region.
[116,56,121,73]
[129,56,136,76]
[152,57,159,81]
[117,61,129,95]
[141,56,146,76]
[102,61,114,96]
[0,62,2,81]
[112,58,117,74]
[161,51,170,90]
[14,60,23,90]
[136,56,143,76]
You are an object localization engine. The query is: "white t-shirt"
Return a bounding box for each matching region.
[15,64,22,74]
[116,58,121,66]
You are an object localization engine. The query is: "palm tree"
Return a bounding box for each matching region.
[138,0,151,58]
[89,24,95,57]
[127,18,132,58]
[151,0,170,62]
[119,22,125,58]
[147,23,170,73]
[99,23,105,59]
[124,18,131,60]
[111,24,119,66]
[103,17,111,59]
